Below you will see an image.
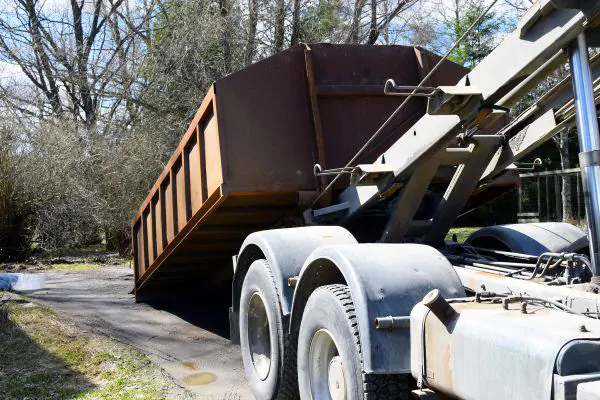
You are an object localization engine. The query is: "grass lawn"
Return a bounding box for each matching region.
[0,293,190,400]
[0,262,100,273]
[446,227,480,243]
[47,263,100,272]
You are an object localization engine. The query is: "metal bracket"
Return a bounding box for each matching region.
[423,135,504,245]
[412,388,437,399]
[384,79,436,98]
[311,201,350,219]
[313,164,354,176]
[427,86,483,117]
[512,158,543,171]
[351,163,397,186]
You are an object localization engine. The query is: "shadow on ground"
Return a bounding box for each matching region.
[146,290,233,339]
[0,300,96,399]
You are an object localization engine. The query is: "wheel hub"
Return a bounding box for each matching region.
[328,356,347,400]
[247,292,271,381]
[309,328,347,399]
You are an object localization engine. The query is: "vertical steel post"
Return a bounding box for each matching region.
[569,33,600,278]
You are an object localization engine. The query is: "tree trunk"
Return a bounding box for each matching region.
[559,129,573,221]
[347,0,365,43]
[290,0,301,46]
[246,0,258,65]
[367,0,378,44]
[220,0,231,71]
[274,0,285,52]
[382,0,389,44]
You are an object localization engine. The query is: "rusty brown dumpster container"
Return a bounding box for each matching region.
[131,44,466,299]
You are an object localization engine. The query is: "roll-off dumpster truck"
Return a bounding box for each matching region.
[132,2,600,398]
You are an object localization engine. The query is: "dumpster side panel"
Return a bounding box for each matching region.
[132,87,223,293]
[215,46,316,193]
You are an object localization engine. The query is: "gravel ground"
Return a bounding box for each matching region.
[25,265,253,400]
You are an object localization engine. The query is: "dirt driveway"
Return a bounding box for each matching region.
[27,265,253,400]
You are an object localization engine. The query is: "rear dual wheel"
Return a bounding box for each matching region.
[297,284,412,400]
[297,285,363,400]
[239,260,297,399]
[241,263,411,399]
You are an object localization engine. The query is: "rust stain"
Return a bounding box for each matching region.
[182,360,198,370]
[475,271,501,279]
[425,316,455,391]
[183,372,218,386]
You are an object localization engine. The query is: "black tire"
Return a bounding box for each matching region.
[297,284,412,400]
[239,259,298,399]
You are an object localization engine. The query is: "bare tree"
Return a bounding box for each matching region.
[247,0,260,64]
[554,128,574,221]
[0,0,158,129]
[274,0,286,51]
[346,0,417,44]
[347,0,367,43]
[367,0,417,44]
[290,0,301,46]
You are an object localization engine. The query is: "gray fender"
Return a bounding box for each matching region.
[233,226,357,315]
[466,222,588,255]
[289,243,465,374]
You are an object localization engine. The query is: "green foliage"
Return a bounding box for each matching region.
[446,4,507,68]
[446,227,480,243]
[300,0,343,43]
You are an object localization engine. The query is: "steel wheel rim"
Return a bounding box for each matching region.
[309,328,347,400]
[247,292,271,381]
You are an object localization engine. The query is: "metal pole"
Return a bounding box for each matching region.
[546,176,550,222]
[518,185,523,216]
[554,174,561,221]
[537,178,541,220]
[568,33,600,278]
[577,174,581,220]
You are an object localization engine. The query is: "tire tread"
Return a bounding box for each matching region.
[321,284,413,400]
[262,261,298,400]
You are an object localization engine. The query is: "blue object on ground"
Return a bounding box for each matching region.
[0,273,45,291]
[0,274,19,290]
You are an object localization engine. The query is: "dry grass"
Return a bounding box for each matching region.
[0,292,191,399]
